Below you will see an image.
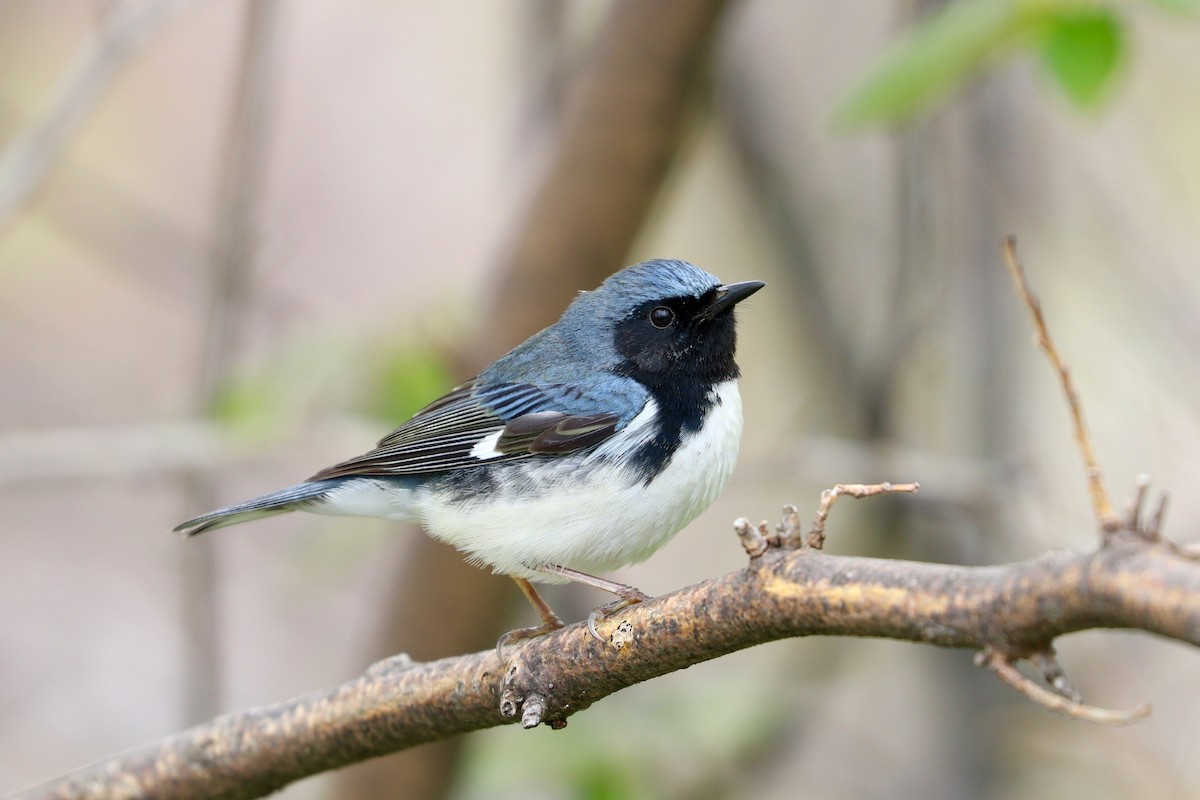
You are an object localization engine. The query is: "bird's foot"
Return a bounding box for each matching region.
[495,617,565,661]
[586,589,651,642]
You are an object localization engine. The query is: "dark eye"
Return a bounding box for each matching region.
[649,306,675,329]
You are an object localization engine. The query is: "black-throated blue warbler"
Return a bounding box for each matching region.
[176,259,764,642]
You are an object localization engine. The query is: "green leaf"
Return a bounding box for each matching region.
[367,344,452,424]
[835,0,1037,129]
[1040,9,1126,108]
[209,373,286,436]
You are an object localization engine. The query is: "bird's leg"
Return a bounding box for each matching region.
[514,576,565,629]
[496,577,567,659]
[540,564,652,642]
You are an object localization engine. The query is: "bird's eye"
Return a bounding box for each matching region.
[649,306,675,329]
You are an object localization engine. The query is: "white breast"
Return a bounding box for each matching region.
[412,379,744,581]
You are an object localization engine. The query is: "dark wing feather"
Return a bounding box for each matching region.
[528,414,620,453]
[308,380,629,480]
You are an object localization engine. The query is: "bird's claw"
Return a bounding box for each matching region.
[586,590,651,642]
[495,619,565,661]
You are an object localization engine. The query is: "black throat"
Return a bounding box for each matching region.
[611,302,741,482]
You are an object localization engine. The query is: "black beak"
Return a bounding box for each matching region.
[700,280,765,320]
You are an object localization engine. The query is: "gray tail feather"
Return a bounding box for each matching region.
[173,480,341,536]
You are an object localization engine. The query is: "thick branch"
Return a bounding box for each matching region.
[21,533,1200,800]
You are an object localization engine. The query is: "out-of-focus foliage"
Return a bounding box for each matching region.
[209,332,452,438]
[1040,8,1125,107]
[457,676,786,800]
[835,0,1194,128]
[835,0,1032,128]
[207,334,353,437]
[210,369,295,437]
[365,342,453,425]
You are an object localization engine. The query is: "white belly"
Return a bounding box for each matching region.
[411,380,744,581]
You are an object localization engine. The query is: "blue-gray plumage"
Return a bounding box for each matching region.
[175,259,764,642]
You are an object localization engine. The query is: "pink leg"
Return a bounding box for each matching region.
[496,577,566,658]
[538,564,651,641]
[514,576,565,629]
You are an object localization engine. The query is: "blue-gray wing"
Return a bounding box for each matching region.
[307,379,644,480]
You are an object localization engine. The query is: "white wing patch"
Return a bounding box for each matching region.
[469,429,505,460]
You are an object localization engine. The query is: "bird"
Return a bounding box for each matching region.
[175,258,764,644]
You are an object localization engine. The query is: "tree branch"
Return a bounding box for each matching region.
[19,523,1200,800]
[976,648,1150,726]
[1002,235,1121,534]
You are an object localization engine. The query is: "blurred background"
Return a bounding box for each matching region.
[2,1,1200,798]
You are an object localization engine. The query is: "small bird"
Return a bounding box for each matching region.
[176,259,763,642]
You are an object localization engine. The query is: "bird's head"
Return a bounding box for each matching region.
[562,259,765,388]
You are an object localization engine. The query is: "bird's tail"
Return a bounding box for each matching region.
[173,480,341,536]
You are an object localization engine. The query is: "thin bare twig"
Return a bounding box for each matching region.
[1028,648,1081,702]
[976,649,1150,726]
[1148,493,1170,541]
[807,482,920,550]
[736,505,808,559]
[0,0,198,237]
[1125,474,1153,539]
[1001,236,1121,535]
[777,503,802,548]
[734,517,769,558]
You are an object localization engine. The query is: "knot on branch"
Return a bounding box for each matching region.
[499,655,572,730]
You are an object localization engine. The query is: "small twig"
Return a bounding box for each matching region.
[520,695,546,729]
[1147,492,1170,541]
[777,504,803,548]
[1001,236,1121,536]
[1172,541,1200,560]
[1028,648,1080,702]
[1125,474,1152,538]
[734,517,769,558]
[808,482,920,550]
[976,649,1150,726]
[0,0,197,236]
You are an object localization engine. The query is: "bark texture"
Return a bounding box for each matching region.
[22,528,1200,800]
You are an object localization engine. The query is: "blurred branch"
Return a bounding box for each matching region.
[0,0,198,238]
[480,0,730,349]
[20,517,1200,799]
[340,2,730,795]
[720,96,855,400]
[0,420,248,483]
[178,0,281,724]
[0,423,1000,516]
[746,432,1001,510]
